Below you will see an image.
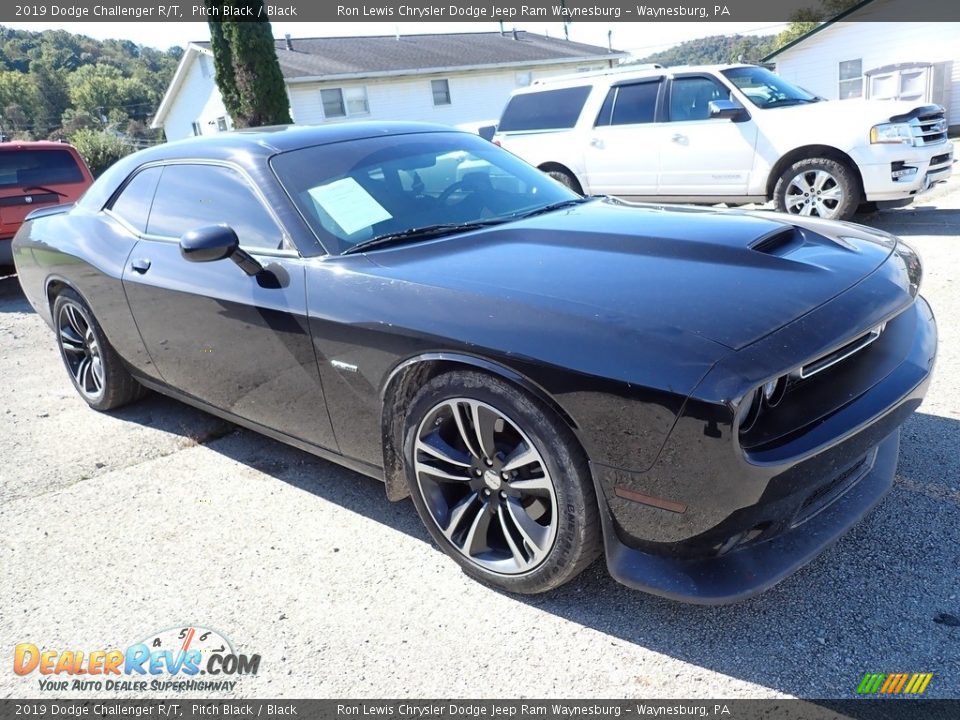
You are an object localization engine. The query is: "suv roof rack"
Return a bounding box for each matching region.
[532,63,664,86]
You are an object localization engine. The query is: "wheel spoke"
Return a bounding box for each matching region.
[785,194,806,211]
[812,171,833,192]
[448,401,482,459]
[508,475,552,494]
[469,401,498,461]
[76,356,92,390]
[90,359,104,392]
[59,327,85,352]
[504,498,549,563]
[417,465,472,483]
[65,305,87,335]
[416,431,472,468]
[497,509,527,567]
[820,186,843,202]
[442,491,480,541]
[500,443,539,473]
[799,202,814,216]
[789,174,813,195]
[460,501,493,556]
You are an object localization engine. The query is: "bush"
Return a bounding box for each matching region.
[69,128,135,177]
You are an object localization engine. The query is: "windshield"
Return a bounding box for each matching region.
[720,66,819,109]
[271,131,578,255]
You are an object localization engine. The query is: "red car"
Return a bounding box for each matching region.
[1,142,93,273]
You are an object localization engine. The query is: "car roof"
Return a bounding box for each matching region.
[131,121,462,163]
[515,63,754,93]
[0,141,80,151]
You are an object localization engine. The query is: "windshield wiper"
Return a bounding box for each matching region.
[765,97,819,108]
[505,196,593,221]
[341,219,509,255]
[23,184,68,197]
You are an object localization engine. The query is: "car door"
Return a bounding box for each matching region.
[657,74,759,197]
[583,78,665,197]
[120,162,338,452]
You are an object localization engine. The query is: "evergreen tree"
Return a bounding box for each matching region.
[203,2,292,128]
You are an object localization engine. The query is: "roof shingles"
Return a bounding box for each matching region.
[197,31,622,80]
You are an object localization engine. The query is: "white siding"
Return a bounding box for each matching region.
[161,53,232,141]
[286,63,607,129]
[772,13,960,126]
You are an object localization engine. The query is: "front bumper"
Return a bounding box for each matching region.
[853,142,954,202]
[593,292,937,604]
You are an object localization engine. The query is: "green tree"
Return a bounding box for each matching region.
[69,128,135,177]
[204,5,292,127]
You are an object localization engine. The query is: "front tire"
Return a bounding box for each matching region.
[53,289,144,411]
[544,168,583,195]
[774,157,860,221]
[403,371,601,594]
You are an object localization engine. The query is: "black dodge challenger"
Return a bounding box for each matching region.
[13,123,936,603]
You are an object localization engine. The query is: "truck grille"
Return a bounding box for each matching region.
[911,110,948,146]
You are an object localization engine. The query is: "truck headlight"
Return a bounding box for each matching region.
[870,122,914,145]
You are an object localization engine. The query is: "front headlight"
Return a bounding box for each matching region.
[870,122,914,145]
[895,239,923,297]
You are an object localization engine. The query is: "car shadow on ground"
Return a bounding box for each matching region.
[170,403,959,698]
[0,274,29,311]
[861,207,960,237]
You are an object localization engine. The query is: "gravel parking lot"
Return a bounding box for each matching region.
[1,181,958,700]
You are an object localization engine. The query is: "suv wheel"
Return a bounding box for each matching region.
[544,169,582,195]
[774,157,860,221]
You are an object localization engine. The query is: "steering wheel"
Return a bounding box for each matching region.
[437,180,468,205]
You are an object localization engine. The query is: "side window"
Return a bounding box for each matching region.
[497,86,591,131]
[594,88,615,126]
[147,165,283,250]
[108,166,162,234]
[669,76,731,122]
[610,81,661,126]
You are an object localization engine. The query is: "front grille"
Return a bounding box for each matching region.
[911,111,948,146]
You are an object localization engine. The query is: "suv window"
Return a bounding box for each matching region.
[147,164,283,250]
[669,76,731,122]
[0,149,84,189]
[498,86,591,131]
[109,167,162,233]
[607,81,661,126]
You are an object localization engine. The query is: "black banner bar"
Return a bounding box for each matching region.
[3,0,960,23]
[2,700,959,720]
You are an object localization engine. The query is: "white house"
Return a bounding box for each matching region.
[152,31,626,141]
[763,0,960,130]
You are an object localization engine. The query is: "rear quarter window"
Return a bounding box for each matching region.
[498,86,592,132]
[0,149,85,189]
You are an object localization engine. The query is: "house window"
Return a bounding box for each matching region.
[431,79,451,106]
[320,87,369,118]
[839,59,863,99]
[191,121,202,136]
[216,116,228,132]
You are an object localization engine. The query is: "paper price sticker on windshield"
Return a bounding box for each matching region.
[308,177,392,236]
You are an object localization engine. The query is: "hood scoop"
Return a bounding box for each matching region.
[750,227,804,257]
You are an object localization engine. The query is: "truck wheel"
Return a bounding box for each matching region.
[774,158,860,221]
[544,169,583,195]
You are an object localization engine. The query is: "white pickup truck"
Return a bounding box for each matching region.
[491,64,954,220]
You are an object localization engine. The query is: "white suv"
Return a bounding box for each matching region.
[492,64,954,220]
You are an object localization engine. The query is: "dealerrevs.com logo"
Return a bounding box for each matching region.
[14,626,261,693]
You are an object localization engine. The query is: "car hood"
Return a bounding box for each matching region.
[365,200,898,351]
[765,98,939,125]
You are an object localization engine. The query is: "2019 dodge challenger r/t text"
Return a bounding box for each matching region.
[12,123,936,604]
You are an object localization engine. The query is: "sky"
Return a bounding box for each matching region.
[3,21,788,59]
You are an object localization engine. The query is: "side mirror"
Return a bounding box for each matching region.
[478,124,497,141]
[180,224,238,262]
[179,224,263,276]
[708,99,745,120]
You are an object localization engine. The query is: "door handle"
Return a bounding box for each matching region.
[590,137,604,148]
[671,133,687,144]
[130,258,151,274]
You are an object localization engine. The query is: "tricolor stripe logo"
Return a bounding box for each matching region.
[857,673,933,694]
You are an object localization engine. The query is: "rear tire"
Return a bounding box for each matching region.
[53,288,145,411]
[774,157,860,221]
[403,370,601,594]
